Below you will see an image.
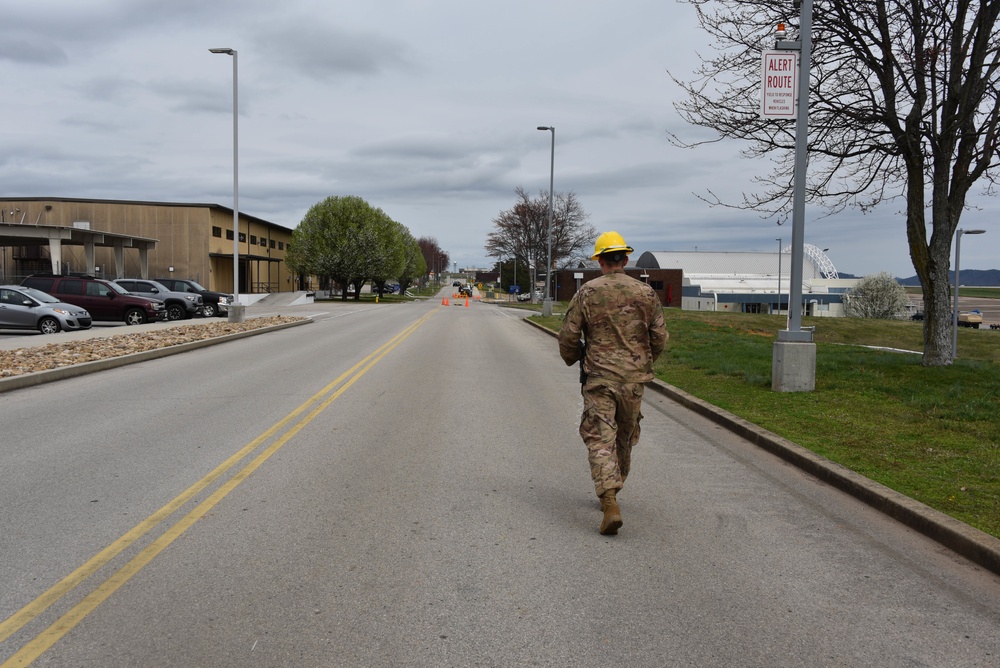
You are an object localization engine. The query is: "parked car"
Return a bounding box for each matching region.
[113,279,203,321]
[516,290,543,302]
[152,278,232,317]
[20,275,166,325]
[0,285,93,333]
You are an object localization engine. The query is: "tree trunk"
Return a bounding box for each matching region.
[921,252,953,366]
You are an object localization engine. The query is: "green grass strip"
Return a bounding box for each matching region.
[532,310,1000,538]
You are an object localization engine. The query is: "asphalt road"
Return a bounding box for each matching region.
[1,293,999,667]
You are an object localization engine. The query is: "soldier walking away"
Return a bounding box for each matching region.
[558,232,668,535]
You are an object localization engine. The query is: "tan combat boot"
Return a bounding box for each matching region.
[599,489,622,535]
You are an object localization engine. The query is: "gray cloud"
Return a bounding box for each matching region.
[253,24,416,81]
[0,36,69,66]
[0,0,994,276]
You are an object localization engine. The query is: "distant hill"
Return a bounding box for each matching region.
[897,269,1000,286]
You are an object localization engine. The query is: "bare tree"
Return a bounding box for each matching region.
[418,237,449,282]
[669,0,1000,365]
[484,186,595,277]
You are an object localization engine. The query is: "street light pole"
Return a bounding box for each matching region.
[776,238,782,316]
[209,47,242,321]
[771,0,816,391]
[537,126,555,317]
[952,229,986,359]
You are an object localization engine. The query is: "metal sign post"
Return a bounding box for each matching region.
[770,0,817,391]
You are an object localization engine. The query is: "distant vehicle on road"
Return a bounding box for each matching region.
[959,310,983,328]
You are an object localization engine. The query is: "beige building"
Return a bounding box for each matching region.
[0,197,296,296]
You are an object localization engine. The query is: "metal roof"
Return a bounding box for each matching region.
[635,250,819,278]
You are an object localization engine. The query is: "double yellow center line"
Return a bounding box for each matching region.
[0,307,439,667]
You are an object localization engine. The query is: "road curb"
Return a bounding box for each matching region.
[0,319,311,394]
[523,317,1000,576]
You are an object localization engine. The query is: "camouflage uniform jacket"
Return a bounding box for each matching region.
[558,270,668,384]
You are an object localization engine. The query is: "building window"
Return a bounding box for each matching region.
[269,239,276,249]
[226,230,234,240]
[278,242,284,251]
[212,226,222,238]
[238,232,246,243]
[250,235,257,245]
[260,238,267,247]
[650,280,664,291]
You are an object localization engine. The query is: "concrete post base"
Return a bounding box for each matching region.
[228,303,246,324]
[772,341,816,392]
[542,299,553,317]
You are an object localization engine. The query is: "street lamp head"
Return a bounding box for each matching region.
[537,126,553,131]
[959,229,986,235]
[209,48,235,55]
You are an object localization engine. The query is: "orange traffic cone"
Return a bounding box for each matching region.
[465,297,469,307]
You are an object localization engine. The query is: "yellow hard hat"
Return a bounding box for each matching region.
[591,231,634,259]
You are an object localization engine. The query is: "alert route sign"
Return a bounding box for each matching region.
[761,50,798,118]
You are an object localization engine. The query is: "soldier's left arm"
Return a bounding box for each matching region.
[648,294,668,359]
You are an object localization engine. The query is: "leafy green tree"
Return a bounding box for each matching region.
[292,196,383,301]
[367,216,407,297]
[395,232,426,295]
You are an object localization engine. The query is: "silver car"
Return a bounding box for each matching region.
[0,285,93,333]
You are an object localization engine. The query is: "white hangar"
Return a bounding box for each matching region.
[634,245,858,317]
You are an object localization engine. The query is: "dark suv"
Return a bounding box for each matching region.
[153,278,232,317]
[113,278,203,321]
[20,275,166,325]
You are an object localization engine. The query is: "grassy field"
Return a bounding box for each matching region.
[957,287,1000,299]
[531,309,1000,539]
[905,286,1000,299]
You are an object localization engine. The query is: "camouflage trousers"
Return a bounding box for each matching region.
[579,381,645,498]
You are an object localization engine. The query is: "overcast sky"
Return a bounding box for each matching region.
[1,0,995,278]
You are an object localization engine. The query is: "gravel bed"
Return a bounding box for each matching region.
[0,316,305,378]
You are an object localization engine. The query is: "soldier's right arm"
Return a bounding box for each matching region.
[558,294,585,366]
